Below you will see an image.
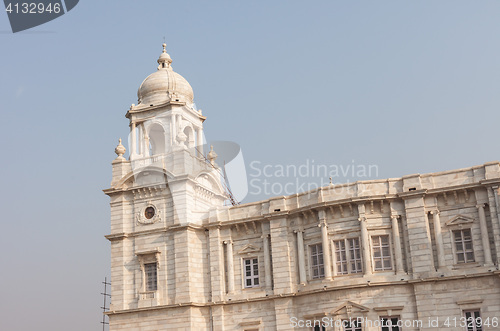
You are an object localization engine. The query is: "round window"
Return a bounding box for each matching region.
[144,206,156,219]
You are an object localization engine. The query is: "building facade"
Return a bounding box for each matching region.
[104,44,500,330]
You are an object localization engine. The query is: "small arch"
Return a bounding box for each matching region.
[183,125,195,149]
[149,123,166,155]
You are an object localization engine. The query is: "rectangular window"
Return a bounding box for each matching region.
[348,238,362,273]
[313,325,326,331]
[335,240,348,275]
[344,319,362,331]
[144,262,157,291]
[372,235,392,271]
[244,258,259,288]
[311,244,325,279]
[454,229,475,263]
[464,309,482,331]
[335,238,363,275]
[381,316,401,331]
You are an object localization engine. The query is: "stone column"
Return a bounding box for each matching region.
[130,122,136,156]
[224,240,235,293]
[319,218,333,280]
[295,230,307,285]
[391,215,405,273]
[263,233,273,289]
[476,204,493,265]
[137,124,143,155]
[429,210,446,269]
[144,133,150,157]
[359,217,372,275]
[171,113,176,146]
[196,128,203,156]
[494,187,500,217]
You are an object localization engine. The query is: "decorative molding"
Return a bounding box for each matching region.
[239,319,261,327]
[237,244,261,255]
[105,233,128,241]
[445,214,475,227]
[373,306,404,311]
[303,312,327,319]
[456,299,484,306]
[132,185,167,200]
[373,305,404,316]
[136,248,161,269]
[136,202,161,225]
[332,301,370,316]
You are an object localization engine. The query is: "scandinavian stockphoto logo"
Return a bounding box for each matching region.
[4,0,79,33]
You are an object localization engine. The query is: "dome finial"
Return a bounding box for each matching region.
[208,145,218,166]
[157,42,172,69]
[115,138,126,159]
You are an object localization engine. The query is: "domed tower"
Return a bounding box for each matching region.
[104,44,227,328]
[128,43,202,159]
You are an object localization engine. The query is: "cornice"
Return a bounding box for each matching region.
[480,179,500,186]
[105,233,128,241]
[397,189,427,198]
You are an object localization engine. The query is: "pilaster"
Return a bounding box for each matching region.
[224,239,235,294]
[209,226,225,301]
[429,210,446,270]
[358,203,372,276]
[476,203,493,266]
[294,229,307,285]
[269,216,293,294]
[318,209,333,280]
[401,190,435,275]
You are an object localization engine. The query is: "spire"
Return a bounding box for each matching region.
[157,42,172,70]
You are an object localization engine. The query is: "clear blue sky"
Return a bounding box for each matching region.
[1,1,499,330]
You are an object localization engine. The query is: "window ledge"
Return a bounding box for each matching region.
[139,291,158,300]
[333,272,364,278]
[452,262,480,269]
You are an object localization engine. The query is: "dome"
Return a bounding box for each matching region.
[137,43,194,106]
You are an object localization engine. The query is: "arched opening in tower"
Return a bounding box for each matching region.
[183,126,195,149]
[149,124,166,156]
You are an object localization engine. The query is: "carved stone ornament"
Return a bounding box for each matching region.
[136,203,161,225]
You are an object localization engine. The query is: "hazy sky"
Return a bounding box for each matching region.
[1,1,499,330]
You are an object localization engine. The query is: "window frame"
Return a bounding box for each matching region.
[452,228,475,264]
[463,309,483,331]
[334,239,348,275]
[243,257,260,288]
[334,237,363,276]
[371,235,393,272]
[136,250,161,298]
[380,316,401,331]
[144,262,158,291]
[312,325,326,331]
[343,319,363,331]
[310,243,325,279]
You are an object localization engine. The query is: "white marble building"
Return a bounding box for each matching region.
[104,44,500,331]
